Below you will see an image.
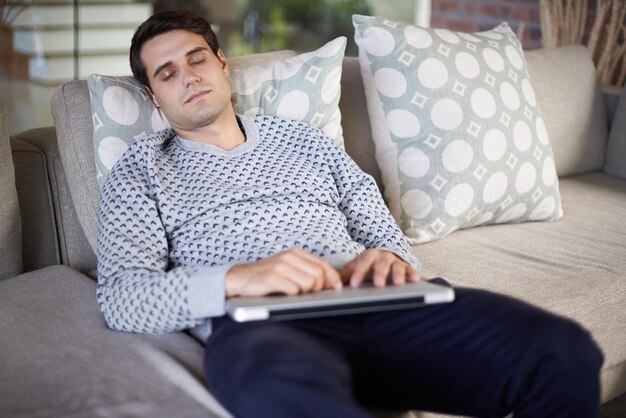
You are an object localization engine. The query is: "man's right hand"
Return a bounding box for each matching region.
[225,248,343,298]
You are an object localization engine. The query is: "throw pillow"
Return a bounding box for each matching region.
[0,93,22,279]
[604,85,626,179]
[88,37,346,189]
[353,15,562,244]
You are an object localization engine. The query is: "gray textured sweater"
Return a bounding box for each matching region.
[97,115,420,339]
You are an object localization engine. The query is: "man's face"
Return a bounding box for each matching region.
[141,29,233,134]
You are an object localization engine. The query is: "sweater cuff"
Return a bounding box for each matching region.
[187,264,234,319]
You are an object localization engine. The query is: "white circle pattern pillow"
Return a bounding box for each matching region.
[353,15,563,244]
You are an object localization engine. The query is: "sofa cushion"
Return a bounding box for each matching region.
[88,38,346,189]
[524,45,608,177]
[0,265,231,417]
[53,80,100,253]
[0,93,22,279]
[604,85,626,179]
[340,56,384,190]
[353,15,562,244]
[414,172,626,402]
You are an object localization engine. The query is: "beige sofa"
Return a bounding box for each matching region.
[0,44,624,417]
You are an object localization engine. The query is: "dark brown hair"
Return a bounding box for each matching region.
[130,10,220,89]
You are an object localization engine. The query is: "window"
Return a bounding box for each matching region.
[0,0,427,133]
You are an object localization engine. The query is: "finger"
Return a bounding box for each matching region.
[408,268,420,283]
[273,258,322,293]
[290,248,343,290]
[339,259,356,284]
[323,268,343,291]
[269,275,302,296]
[372,254,394,288]
[349,250,378,288]
[283,249,341,291]
[241,274,300,297]
[391,262,407,286]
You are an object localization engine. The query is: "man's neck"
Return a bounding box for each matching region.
[174,111,246,151]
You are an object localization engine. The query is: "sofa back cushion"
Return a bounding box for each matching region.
[524,45,608,177]
[0,93,22,279]
[339,56,383,189]
[604,85,626,179]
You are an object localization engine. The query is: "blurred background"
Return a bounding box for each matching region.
[1,0,623,134]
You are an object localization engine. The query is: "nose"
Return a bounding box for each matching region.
[183,65,201,87]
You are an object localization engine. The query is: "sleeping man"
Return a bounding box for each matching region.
[97,10,603,418]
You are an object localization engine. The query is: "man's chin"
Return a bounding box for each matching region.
[174,115,219,132]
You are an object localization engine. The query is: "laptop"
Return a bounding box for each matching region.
[225,279,454,322]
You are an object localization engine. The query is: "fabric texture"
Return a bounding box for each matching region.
[13,127,97,274]
[87,37,346,189]
[414,172,626,402]
[353,15,562,244]
[524,45,608,176]
[340,56,384,191]
[52,80,101,253]
[97,115,418,337]
[10,137,60,272]
[604,84,626,179]
[230,37,346,144]
[0,265,231,418]
[0,94,22,279]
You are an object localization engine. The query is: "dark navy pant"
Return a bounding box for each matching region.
[204,279,604,418]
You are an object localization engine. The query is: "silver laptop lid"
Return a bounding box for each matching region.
[226,280,454,322]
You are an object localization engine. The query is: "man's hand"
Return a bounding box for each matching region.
[225,248,343,298]
[339,249,420,288]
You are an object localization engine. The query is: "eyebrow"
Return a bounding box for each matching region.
[152,46,211,79]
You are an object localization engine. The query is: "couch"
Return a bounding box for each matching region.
[1,44,624,417]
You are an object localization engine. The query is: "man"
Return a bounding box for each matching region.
[97,10,603,418]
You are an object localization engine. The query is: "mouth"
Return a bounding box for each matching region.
[185,90,210,104]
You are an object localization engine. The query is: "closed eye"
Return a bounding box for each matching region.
[160,69,176,81]
[190,56,206,65]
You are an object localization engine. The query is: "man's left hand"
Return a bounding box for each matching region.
[339,249,420,288]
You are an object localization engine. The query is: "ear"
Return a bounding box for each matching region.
[145,86,160,108]
[217,49,229,75]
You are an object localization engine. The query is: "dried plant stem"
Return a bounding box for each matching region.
[540,0,626,87]
[540,0,554,47]
[517,22,526,41]
[588,0,609,61]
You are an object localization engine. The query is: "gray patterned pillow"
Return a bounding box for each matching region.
[88,37,346,189]
[353,15,562,244]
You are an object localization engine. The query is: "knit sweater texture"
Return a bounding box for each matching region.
[97,115,420,339]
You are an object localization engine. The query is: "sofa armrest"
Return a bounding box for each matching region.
[11,128,96,274]
[0,266,230,418]
[10,135,60,271]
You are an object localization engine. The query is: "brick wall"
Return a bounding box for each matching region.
[431,0,595,50]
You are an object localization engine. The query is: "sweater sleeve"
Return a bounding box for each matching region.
[96,143,231,335]
[314,130,421,272]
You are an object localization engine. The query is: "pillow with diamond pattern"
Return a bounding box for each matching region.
[353,15,562,244]
[88,36,346,190]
